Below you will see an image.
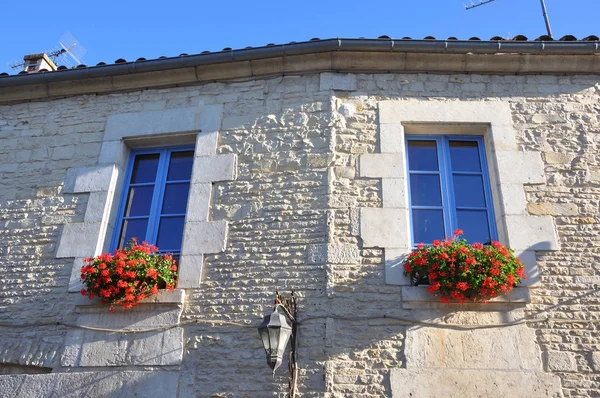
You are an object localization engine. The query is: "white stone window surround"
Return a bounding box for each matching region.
[358,101,560,305]
[57,103,237,298]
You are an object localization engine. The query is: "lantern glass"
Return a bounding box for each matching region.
[259,324,271,356]
[258,309,292,373]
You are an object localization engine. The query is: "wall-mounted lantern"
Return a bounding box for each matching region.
[258,307,292,373]
[258,292,298,396]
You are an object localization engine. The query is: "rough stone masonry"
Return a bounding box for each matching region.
[0,69,599,397]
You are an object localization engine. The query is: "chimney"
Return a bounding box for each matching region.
[21,53,58,73]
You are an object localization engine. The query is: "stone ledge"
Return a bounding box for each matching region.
[402,286,531,310]
[71,289,185,307]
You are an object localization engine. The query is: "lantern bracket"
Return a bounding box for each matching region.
[274,291,298,397]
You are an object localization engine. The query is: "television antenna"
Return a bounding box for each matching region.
[464,0,496,10]
[464,0,553,38]
[8,31,87,71]
[52,31,88,67]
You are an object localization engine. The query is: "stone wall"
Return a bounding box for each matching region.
[0,71,598,397]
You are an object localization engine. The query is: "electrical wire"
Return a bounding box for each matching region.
[0,312,597,334]
[0,288,598,334]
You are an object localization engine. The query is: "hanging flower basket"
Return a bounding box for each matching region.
[80,239,177,310]
[403,230,526,304]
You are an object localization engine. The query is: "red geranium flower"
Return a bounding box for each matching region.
[403,235,523,303]
[80,242,178,311]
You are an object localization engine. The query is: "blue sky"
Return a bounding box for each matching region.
[1,0,598,74]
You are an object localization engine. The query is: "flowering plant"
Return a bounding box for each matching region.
[80,239,177,310]
[403,230,525,304]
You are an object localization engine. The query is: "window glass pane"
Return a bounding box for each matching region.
[161,183,190,214]
[167,151,194,181]
[412,209,445,244]
[410,174,442,206]
[124,185,154,217]
[449,141,481,172]
[131,154,160,183]
[156,216,185,251]
[119,219,148,248]
[453,175,486,208]
[407,141,439,171]
[456,210,491,244]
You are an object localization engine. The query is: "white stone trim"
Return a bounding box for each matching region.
[72,288,185,306]
[191,154,237,183]
[359,208,411,250]
[359,100,560,289]
[104,107,210,141]
[58,102,236,292]
[359,154,405,178]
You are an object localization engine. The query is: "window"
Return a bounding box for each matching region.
[111,146,194,256]
[406,136,497,245]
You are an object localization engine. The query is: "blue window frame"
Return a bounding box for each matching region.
[406,135,497,245]
[111,146,194,255]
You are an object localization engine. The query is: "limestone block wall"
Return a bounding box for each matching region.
[0,71,598,397]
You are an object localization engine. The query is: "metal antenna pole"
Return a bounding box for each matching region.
[539,0,553,38]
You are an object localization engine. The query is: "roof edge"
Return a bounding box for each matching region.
[1,38,599,88]
[0,45,599,104]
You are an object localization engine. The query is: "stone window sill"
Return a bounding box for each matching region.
[71,289,185,307]
[402,286,530,310]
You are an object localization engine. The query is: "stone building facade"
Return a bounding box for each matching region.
[0,38,599,397]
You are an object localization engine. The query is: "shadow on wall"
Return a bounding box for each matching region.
[0,368,179,397]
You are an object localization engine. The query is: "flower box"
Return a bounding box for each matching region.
[403,230,526,304]
[80,240,178,311]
